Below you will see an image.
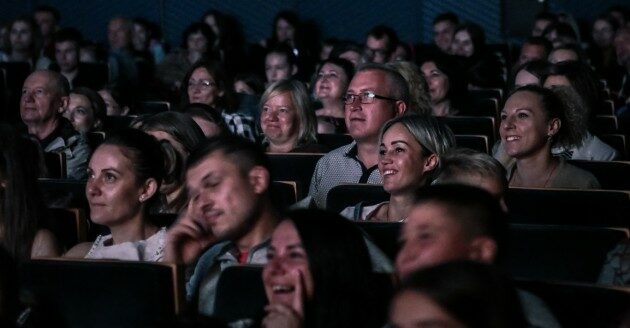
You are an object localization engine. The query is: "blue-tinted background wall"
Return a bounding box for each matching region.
[0,0,628,47]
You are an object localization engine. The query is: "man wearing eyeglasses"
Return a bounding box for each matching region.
[305,63,408,209]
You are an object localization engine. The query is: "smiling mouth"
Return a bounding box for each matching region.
[505,136,521,141]
[382,169,397,176]
[272,285,295,294]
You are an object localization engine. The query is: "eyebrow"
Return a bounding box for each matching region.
[389,140,410,146]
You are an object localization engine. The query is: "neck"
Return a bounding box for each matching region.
[27,118,59,140]
[355,140,379,168]
[432,100,452,116]
[62,69,78,81]
[11,49,31,62]
[512,147,558,187]
[387,193,416,220]
[187,51,202,64]
[108,213,158,245]
[267,136,299,153]
[318,99,345,117]
[235,201,279,254]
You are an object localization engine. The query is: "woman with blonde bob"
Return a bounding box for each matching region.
[260,79,326,153]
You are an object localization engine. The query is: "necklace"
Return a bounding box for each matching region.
[511,160,559,188]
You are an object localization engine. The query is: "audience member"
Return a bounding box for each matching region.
[262,209,387,328]
[510,60,550,89]
[451,23,504,88]
[264,44,298,85]
[543,22,579,48]
[395,184,560,328]
[390,261,527,328]
[532,12,557,37]
[614,27,630,113]
[306,63,409,209]
[33,5,60,59]
[201,10,246,76]
[2,17,50,69]
[498,85,599,188]
[419,56,467,116]
[133,112,205,213]
[312,57,354,133]
[0,124,59,260]
[183,103,230,138]
[64,128,167,260]
[21,70,90,180]
[386,61,432,115]
[260,79,324,153]
[391,41,413,62]
[588,15,621,88]
[341,115,453,221]
[157,22,215,92]
[517,36,551,66]
[64,87,106,134]
[330,41,363,67]
[165,135,280,316]
[52,28,103,90]
[548,44,583,64]
[181,60,257,141]
[233,73,265,96]
[364,25,398,64]
[431,12,459,55]
[99,86,131,116]
[106,17,139,92]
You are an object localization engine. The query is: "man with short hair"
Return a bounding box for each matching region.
[33,5,60,59]
[52,28,100,90]
[432,12,459,54]
[20,70,90,180]
[165,135,280,316]
[364,25,398,63]
[107,17,139,90]
[517,36,551,66]
[396,184,560,328]
[307,63,408,209]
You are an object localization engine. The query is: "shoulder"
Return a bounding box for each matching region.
[31,229,60,258]
[554,161,600,189]
[63,241,94,259]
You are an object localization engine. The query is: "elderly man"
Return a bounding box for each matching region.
[20,70,90,179]
[307,63,408,208]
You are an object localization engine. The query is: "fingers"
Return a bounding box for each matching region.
[292,269,305,317]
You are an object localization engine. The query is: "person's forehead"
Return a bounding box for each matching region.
[187,151,239,179]
[407,202,458,229]
[434,21,455,30]
[55,40,78,49]
[25,71,55,88]
[349,69,388,89]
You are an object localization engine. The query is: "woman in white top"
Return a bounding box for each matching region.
[64,128,167,261]
[341,115,454,222]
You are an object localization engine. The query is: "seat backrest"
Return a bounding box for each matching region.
[78,62,110,89]
[507,224,628,283]
[213,265,267,324]
[102,115,136,133]
[137,101,171,115]
[47,207,88,251]
[355,222,402,261]
[86,131,106,151]
[454,134,490,154]
[43,151,67,179]
[593,115,618,134]
[270,181,298,210]
[437,116,496,145]
[515,279,630,327]
[20,259,184,328]
[599,134,627,160]
[567,160,630,191]
[38,178,88,210]
[505,187,630,228]
[326,183,389,213]
[466,97,499,119]
[267,153,324,198]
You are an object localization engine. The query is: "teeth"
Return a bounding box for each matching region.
[506,136,520,141]
[383,170,397,176]
[272,285,294,293]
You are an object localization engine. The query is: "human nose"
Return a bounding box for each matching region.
[501,114,515,131]
[86,177,101,198]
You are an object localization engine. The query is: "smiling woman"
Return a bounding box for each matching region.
[63,128,168,261]
[340,115,454,222]
[262,209,387,328]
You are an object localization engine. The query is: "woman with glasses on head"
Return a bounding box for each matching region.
[181,60,257,141]
[260,79,326,153]
[312,57,354,133]
[341,115,454,222]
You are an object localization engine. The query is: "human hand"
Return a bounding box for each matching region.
[164,200,216,264]
[262,270,305,328]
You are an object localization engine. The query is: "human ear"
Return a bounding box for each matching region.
[58,96,70,114]
[291,64,298,76]
[139,178,159,202]
[394,100,407,116]
[467,237,498,264]
[547,118,561,138]
[248,166,270,195]
[423,153,439,172]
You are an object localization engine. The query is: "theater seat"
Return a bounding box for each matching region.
[20,259,185,328]
[568,160,630,191]
[326,183,388,214]
[355,222,402,261]
[516,279,630,327]
[268,153,323,198]
[43,151,67,179]
[437,116,497,146]
[454,134,490,154]
[213,265,267,324]
[507,224,628,283]
[48,207,88,251]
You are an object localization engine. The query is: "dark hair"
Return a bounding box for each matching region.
[329,41,363,60]
[535,12,558,24]
[356,62,410,106]
[523,36,552,55]
[181,22,216,53]
[545,61,602,122]
[271,10,300,44]
[100,84,132,109]
[433,12,459,26]
[233,73,265,95]
[186,135,269,177]
[316,57,355,85]
[543,22,578,45]
[99,128,166,210]
[10,16,40,57]
[180,60,235,111]
[284,209,385,328]
[508,85,581,148]
[132,112,205,155]
[266,43,298,68]
[454,23,486,57]
[420,55,468,109]
[549,43,585,63]
[509,59,551,90]
[414,184,508,264]
[34,5,61,22]
[367,25,399,55]
[71,87,107,131]
[395,261,527,328]
[0,124,47,260]
[52,27,82,46]
[183,103,229,135]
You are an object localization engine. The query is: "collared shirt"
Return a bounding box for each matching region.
[37,118,91,180]
[308,141,382,209]
[187,239,270,316]
[222,112,258,142]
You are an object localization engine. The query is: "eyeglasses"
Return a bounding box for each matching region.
[188,80,217,89]
[343,91,398,105]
